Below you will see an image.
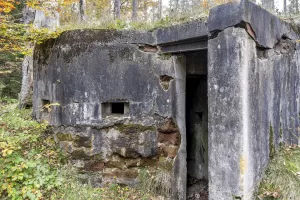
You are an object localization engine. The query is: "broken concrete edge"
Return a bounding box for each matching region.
[207,0,300,49]
[154,19,208,45]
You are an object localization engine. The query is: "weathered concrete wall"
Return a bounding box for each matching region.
[33,29,185,198]
[247,35,300,199]
[208,1,300,199]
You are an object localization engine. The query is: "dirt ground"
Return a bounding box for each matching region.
[187,177,208,200]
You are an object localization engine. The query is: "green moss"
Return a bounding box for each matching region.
[0,68,22,99]
[74,135,92,148]
[115,124,156,134]
[158,53,172,60]
[232,195,242,200]
[269,122,275,159]
[279,122,283,139]
[71,149,88,159]
[288,22,300,36]
[157,157,173,171]
[56,133,73,141]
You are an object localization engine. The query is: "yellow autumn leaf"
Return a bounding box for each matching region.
[7,149,12,155]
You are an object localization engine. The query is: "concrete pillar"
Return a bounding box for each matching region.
[208,27,250,199]
[172,55,187,200]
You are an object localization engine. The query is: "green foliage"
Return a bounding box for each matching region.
[0,68,22,99]
[52,167,154,200]
[0,102,157,200]
[0,103,64,200]
[257,145,300,200]
[0,51,23,66]
[0,16,61,55]
[113,19,127,30]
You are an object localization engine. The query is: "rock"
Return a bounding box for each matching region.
[161,146,179,159]
[157,118,179,133]
[103,168,139,179]
[158,132,180,145]
[84,161,105,172]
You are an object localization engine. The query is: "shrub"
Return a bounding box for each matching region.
[0,103,64,199]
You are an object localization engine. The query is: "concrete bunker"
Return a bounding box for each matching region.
[32,1,300,199]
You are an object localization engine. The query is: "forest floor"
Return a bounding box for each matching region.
[187,177,208,200]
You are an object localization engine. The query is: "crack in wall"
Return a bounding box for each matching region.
[208,21,297,61]
[138,44,159,53]
[208,20,297,55]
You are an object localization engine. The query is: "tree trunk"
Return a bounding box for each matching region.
[157,0,162,19]
[296,0,299,13]
[19,8,60,108]
[143,1,147,21]
[132,0,137,21]
[19,7,35,108]
[19,55,33,108]
[21,6,35,24]
[175,0,179,13]
[284,0,287,14]
[79,0,86,21]
[114,0,121,19]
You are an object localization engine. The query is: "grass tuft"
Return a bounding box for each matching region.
[257,145,300,200]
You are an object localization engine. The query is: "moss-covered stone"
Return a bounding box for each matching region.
[158,53,172,60]
[71,148,89,159]
[157,157,173,171]
[74,135,92,148]
[114,123,156,134]
[103,168,139,179]
[56,133,73,141]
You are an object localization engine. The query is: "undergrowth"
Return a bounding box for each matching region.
[257,145,300,200]
[0,102,64,199]
[0,101,158,200]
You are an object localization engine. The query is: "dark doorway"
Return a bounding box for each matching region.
[186,51,208,200]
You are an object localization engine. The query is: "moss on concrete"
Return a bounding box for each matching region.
[56,133,73,141]
[115,123,156,134]
[269,122,275,159]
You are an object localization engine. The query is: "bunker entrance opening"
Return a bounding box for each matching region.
[185,51,208,199]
